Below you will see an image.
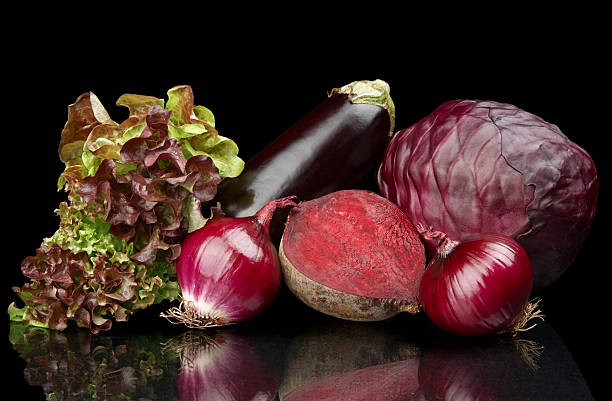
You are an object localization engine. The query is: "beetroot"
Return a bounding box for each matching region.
[378,100,598,291]
[279,189,425,321]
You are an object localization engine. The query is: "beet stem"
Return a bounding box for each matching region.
[254,196,298,233]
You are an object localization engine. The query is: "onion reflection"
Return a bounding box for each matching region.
[418,323,593,401]
[165,330,280,401]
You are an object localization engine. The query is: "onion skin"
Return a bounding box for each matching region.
[419,233,533,337]
[172,197,295,326]
[177,217,281,324]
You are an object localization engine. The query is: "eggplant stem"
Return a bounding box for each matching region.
[330,79,396,136]
[160,301,231,329]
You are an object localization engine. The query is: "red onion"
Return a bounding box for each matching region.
[417,225,542,336]
[161,196,296,328]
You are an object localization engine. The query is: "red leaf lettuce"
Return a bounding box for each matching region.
[9,86,244,333]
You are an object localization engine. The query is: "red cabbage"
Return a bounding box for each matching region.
[378,100,598,292]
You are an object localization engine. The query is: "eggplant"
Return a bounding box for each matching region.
[211,79,395,244]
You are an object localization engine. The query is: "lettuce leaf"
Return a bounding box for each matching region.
[10,86,243,333]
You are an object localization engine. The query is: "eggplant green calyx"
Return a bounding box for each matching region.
[331,79,396,137]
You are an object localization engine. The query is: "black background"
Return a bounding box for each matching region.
[3,17,608,400]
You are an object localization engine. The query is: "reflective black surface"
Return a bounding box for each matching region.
[8,288,594,401]
[5,30,607,401]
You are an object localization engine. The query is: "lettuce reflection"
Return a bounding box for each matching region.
[9,323,179,400]
[9,323,281,401]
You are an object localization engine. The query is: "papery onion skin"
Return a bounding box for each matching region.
[419,233,533,337]
[378,100,598,292]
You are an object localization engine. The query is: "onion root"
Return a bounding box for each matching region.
[513,338,545,372]
[507,298,545,335]
[160,301,233,329]
[161,330,219,368]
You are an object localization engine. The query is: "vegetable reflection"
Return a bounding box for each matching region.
[9,320,592,400]
[9,323,179,400]
[9,323,281,401]
[279,317,420,400]
[418,323,593,400]
[165,330,280,401]
[279,319,593,401]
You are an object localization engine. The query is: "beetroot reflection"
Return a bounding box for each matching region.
[280,317,420,401]
[284,359,420,401]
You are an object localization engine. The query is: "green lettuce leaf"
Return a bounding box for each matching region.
[58,85,244,186]
[10,86,242,333]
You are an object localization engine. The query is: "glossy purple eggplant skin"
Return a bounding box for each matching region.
[212,93,392,243]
